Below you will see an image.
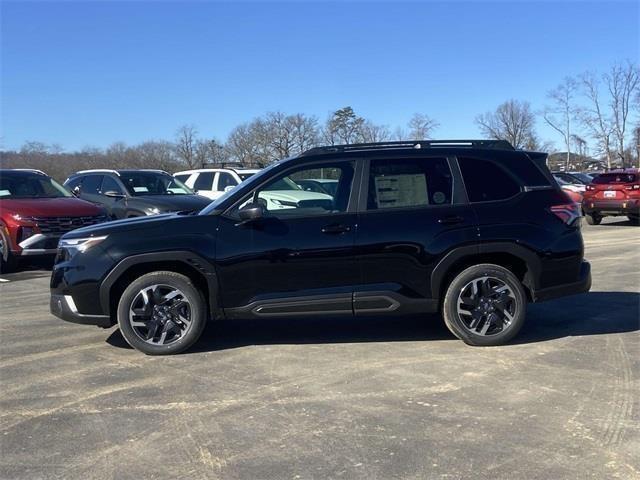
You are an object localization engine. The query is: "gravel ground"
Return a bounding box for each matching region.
[0,217,638,480]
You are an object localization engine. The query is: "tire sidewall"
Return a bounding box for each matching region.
[443,264,526,346]
[117,271,207,355]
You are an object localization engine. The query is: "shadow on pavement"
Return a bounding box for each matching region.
[106,291,639,353]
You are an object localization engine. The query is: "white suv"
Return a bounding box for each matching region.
[174,168,260,200]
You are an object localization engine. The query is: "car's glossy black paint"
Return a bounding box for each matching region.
[51,146,590,328]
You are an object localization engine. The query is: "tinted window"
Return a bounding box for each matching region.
[459,157,520,202]
[233,163,354,218]
[101,175,124,194]
[194,172,215,191]
[119,172,192,195]
[81,175,103,194]
[592,173,637,184]
[218,172,238,190]
[367,157,452,210]
[174,174,191,183]
[0,172,71,199]
[65,177,83,192]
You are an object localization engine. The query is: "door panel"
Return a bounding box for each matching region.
[355,156,478,314]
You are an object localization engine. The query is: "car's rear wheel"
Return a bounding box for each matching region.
[585,213,602,225]
[117,271,207,355]
[0,229,18,274]
[442,264,526,346]
[628,214,640,225]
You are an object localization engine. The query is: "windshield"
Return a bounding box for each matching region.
[569,173,593,184]
[119,172,194,196]
[592,173,638,184]
[0,172,72,199]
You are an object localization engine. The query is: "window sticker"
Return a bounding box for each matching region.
[374,174,428,209]
[0,190,11,197]
[432,191,446,204]
[133,186,149,193]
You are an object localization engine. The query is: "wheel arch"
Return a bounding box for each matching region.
[431,243,541,303]
[100,251,220,323]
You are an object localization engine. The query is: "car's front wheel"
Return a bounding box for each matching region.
[442,264,527,346]
[117,271,207,355]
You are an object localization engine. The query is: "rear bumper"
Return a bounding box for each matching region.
[583,199,640,216]
[533,260,591,302]
[50,294,113,328]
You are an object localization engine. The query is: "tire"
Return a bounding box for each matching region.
[442,264,527,346]
[117,271,207,355]
[628,215,640,225]
[0,229,18,274]
[585,213,602,225]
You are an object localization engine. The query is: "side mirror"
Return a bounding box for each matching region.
[71,186,81,197]
[238,203,266,223]
[104,191,125,198]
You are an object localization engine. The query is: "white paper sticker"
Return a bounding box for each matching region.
[133,186,149,193]
[0,190,11,197]
[374,174,428,209]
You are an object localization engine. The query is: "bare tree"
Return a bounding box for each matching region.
[579,71,614,168]
[543,77,579,170]
[360,120,391,142]
[408,113,439,139]
[475,99,538,149]
[607,61,639,167]
[174,125,199,168]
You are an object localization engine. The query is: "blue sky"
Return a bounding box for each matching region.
[1,1,638,151]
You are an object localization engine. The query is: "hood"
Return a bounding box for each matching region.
[0,197,105,217]
[63,212,183,238]
[132,194,212,212]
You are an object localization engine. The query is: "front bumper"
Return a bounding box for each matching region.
[533,260,591,302]
[583,199,640,216]
[50,294,113,328]
[18,233,60,256]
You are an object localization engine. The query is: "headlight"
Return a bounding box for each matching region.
[58,236,108,258]
[146,207,161,215]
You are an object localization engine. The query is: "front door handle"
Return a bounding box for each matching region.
[438,216,465,225]
[321,224,352,234]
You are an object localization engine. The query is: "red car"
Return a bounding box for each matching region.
[582,169,640,225]
[0,169,108,272]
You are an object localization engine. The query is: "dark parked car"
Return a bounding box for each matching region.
[0,169,107,272]
[51,140,590,355]
[64,169,211,219]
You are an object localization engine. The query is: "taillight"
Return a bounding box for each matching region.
[550,203,581,226]
[586,185,596,191]
[624,184,640,190]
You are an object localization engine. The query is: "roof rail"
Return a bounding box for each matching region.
[7,168,47,175]
[300,139,515,156]
[75,169,120,175]
[201,161,264,169]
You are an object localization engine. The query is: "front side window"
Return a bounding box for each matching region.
[231,162,354,218]
[217,172,238,190]
[458,157,520,202]
[101,175,124,195]
[194,172,215,191]
[367,157,453,210]
[81,175,103,195]
[119,172,193,196]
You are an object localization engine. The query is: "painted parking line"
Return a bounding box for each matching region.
[0,278,10,283]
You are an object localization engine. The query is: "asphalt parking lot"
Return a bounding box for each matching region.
[1,218,638,480]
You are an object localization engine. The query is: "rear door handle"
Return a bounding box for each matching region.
[438,216,465,225]
[321,224,352,234]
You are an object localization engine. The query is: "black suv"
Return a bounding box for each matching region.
[64,169,211,219]
[50,140,591,355]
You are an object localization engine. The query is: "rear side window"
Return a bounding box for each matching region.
[367,157,453,210]
[194,172,215,191]
[458,157,520,202]
[593,173,637,184]
[80,175,103,194]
